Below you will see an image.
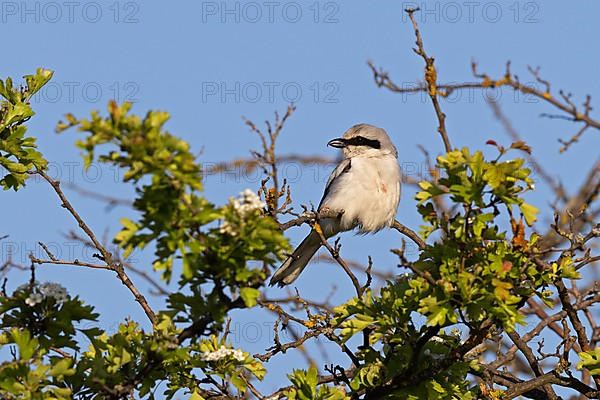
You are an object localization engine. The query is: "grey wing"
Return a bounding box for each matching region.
[318,158,351,210]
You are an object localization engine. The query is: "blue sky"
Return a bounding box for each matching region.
[2,0,600,396]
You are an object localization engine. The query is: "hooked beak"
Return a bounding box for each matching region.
[327,138,347,148]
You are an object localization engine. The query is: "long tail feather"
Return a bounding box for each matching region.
[269,231,321,287]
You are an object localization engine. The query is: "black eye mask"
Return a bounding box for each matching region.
[344,135,381,149]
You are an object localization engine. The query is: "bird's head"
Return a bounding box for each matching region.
[327,124,398,158]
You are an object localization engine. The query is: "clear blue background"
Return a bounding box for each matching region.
[2,0,599,396]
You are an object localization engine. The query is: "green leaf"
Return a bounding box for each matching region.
[189,391,206,400]
[338,314,375,342]
[239,287,260,308]
[245,359,266,380]
[230,375,246,393]
[11,329,37,359]
[520,202,539,226]
[49,358,75,379]
[577,348,600,375]
[23,68,54,98]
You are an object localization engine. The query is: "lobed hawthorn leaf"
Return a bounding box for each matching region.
[577,348,600,375]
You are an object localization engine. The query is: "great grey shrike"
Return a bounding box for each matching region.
[269,124,401,287]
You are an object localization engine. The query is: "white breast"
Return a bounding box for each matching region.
[319,155,401,234]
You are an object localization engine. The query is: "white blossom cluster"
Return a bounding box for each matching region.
[200,345,246,362]
[25,292,44,306]
[232,189,266,217]
[219,189,266,236]
[15,282,69,307]
[219,221,237,236]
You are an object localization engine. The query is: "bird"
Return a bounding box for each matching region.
[269,123,401,287]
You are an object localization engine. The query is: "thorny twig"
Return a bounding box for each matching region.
[31,169,157,325]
